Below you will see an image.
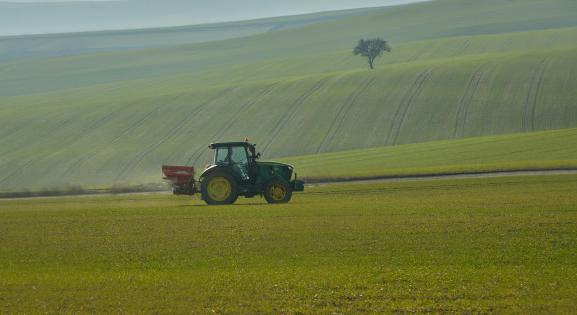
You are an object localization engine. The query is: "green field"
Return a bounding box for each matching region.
[2,0,576,312]
[1,0,577,192]
[282,128,577,180]
[1,174,576,313]
[0,8,372,62]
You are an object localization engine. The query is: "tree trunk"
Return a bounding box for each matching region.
[368,57,374,69]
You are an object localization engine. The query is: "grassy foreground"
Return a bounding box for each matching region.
[1,175,576,313]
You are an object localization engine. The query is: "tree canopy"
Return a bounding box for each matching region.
[353,38,391,69]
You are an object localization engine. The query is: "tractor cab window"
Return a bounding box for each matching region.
[215,147,230,165]
[230,146,249,165]
[230,146,250,180]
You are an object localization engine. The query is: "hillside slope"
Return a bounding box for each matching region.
[0,8,374,62]
[1,43,576,191]
[2,0,577,97]
[280,128,577,180]
[0,0,421,36]
[1,0,576,191]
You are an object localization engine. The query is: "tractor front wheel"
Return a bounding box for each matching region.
[201,172,239,205]
[264,179,292,204]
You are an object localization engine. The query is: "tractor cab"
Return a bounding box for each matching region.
[162,141,304,205]
[210,142,258,181]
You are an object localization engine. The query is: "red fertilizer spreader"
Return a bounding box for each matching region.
[161,165,196,195]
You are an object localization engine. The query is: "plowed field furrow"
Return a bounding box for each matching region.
[114,95,192,181]
[522,59,550,132]
[164,89,239,165]
[1,102,134,182]
[186,83,279,165]
[57,103,150,176]
[110,102,166,144]
[62,156,89,178]
[163,91,235,163]
[386,69,433,146]
[316,77,376,153]
[0,159,34,186]
[260,79,327,153]
[454,65,487,138]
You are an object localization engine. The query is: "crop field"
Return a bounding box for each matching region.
[2,37,577,191]
[1,174,576,313]
[0,8,373,63]
[1,0,577,192]
[282,128,577,180]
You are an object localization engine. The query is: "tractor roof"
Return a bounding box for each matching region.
[209,142,255,149]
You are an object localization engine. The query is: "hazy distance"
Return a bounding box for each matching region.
[0,0,427,36]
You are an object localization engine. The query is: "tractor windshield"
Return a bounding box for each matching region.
[231,146,250,180]
[230,146,248,165]
[215,147,229,164]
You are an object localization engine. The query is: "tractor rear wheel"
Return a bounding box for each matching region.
[264,179,292,204]
[201,172,239,205]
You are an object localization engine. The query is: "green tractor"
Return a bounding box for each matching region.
[162,141,304,205]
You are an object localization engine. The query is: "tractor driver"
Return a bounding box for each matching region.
[230,146,249,180]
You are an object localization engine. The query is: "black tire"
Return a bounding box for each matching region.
[201,171,239,205]
[264,178,292,204]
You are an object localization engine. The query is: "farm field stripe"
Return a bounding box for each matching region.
[165,89,237,164]
[109,102,167,144]
[114,94,205,180]
[522,59,550,132]
[260,79,328,153]
[315,76,377,153]
[453,65,487,138]
[163,89,237,163]
[61,99,171,177]
[386,68,433,146]
[186,83,280,165]
[113,95,190,180]
[0,159,35,186]
[58,101,149,176]
[1,101,139,183]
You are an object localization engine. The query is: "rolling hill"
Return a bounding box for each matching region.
[0,0,424,36]
[1,0,576,192]
[0,8,375,62]
[280,128,577,180]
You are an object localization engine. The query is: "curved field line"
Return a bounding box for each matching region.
[0,125,26,147]
[113,94,196,181]
[186,83,280,165]
[164,89,239,165]
[453,65,487,138]
[163,89,236,163]
[260,79,328,153]
[59,98,176,177]
[60,97,178,177]
[0,107,74,161]
[386,68,433,146]
[0,158,35,186]
[522,59,550,132]
[1,101,137,183]
[112,93,221,181]
[460,40,471,55]
[58,105,138,176]
[115,111,184,179]
[109,102,167,144]
[315,77,376,153]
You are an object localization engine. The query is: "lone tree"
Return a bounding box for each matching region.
[353,38,391,69]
